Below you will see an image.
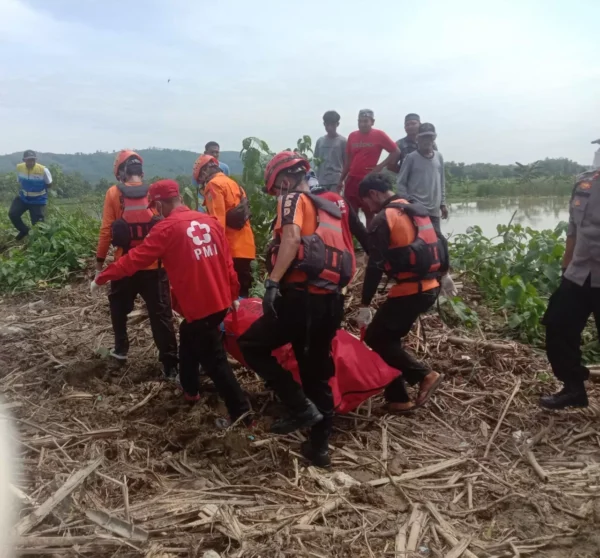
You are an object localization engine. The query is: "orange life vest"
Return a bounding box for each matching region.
[111,183,161,252]
[268,193,353,292]
[384,200,449,282]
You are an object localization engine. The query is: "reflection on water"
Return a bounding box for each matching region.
[446,197,570,238]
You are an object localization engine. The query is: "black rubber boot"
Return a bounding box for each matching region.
[539,384,588,410]
[301,441,331,468]
[270,400,323,435]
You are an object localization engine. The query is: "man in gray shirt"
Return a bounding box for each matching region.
[314,111,347,191]
[396,122,447,234]
[540,169,600,410]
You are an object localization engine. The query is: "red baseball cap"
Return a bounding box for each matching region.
[148,179,180,206]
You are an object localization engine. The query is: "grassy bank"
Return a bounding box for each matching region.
[446,176,573,201]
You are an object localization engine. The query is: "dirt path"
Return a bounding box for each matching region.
[2,280,600,557]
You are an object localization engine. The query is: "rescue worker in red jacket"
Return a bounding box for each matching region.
[92,180,250,423]
[95,150,177,376]
[193,154,256,297]
[356,173,444,413]
[239,152,354,468]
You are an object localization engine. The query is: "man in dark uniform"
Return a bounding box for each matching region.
[540,169,600,409]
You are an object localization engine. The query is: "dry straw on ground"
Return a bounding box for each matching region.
[1,272,600,557]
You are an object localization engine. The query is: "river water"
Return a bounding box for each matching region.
[444,197,570,238]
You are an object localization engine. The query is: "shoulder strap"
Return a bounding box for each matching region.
[305,192,342,219]
[388,199,429,218]
[116,182,150,199]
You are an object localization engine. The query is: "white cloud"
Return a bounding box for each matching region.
[0,0,598,165]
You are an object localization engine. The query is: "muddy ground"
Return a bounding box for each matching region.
[2,278,600,557]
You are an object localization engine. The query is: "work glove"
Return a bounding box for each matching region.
[232,299,241,312]
[356,306,374,329]
[440,275,458,297]
[262,279,280,319]
[90,280,103,296]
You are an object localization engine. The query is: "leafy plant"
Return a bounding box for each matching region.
[450,223,566,343]
[0,205,99,293]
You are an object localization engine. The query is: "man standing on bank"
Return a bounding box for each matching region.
[338,109,400,225]
[540,170,600,409]
[389,113,437,173]
[9,150,52,240]
[397,123,447,235]
[314,111,347,192]
[397,123,456,296]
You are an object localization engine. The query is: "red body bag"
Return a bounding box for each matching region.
[223,298,401,414]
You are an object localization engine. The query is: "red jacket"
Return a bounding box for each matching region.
[96,206,240,322]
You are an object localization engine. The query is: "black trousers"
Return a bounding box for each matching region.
[239,290,343,448]
[233,258,254,298]
[543,277,600,386]
[108,269,178,367]
[9,197,45,236]
[365,290,437,403]
[179,309,250,419]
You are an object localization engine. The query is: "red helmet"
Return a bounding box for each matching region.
[192,154,219,182]
[114,149,143,180]
[264,151,310,194]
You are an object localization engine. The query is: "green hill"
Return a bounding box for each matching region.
[0,148,243,182]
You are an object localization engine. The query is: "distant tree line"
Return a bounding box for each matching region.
[445,157,585,181]
[0,154,587,202]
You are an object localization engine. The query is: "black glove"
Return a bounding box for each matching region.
[262,279,281,319]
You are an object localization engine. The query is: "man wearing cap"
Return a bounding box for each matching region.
[338,109,400,225]
[9,150,53,240]
[397,124,456,297]
[91,180,251,423]
[397,123,447,234]
[389,114,438,173]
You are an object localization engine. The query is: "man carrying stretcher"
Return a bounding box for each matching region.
[239,151,354,468]
[357,173,445,413]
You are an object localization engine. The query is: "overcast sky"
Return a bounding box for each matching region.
[1,0,599,165]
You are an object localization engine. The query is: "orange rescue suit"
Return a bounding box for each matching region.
[204,173,256,260]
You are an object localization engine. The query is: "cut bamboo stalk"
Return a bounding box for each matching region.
[16,457,103,536]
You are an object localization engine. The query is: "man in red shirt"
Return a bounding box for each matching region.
[339,109,400,224]
[92,180,250,423]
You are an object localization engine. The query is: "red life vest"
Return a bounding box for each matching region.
[268,193,353,292]
[315,191,357,279]
[111,183,161,252]
[384,200,449,282]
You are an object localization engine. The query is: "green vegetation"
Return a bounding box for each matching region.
[445,159,580,200]
[0,148,244,183]
[448,223,565,343]
[0,141,584,203]
[0,204,99,293]
[0,137,588,356]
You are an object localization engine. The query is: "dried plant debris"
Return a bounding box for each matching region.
[2,276,600,557]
